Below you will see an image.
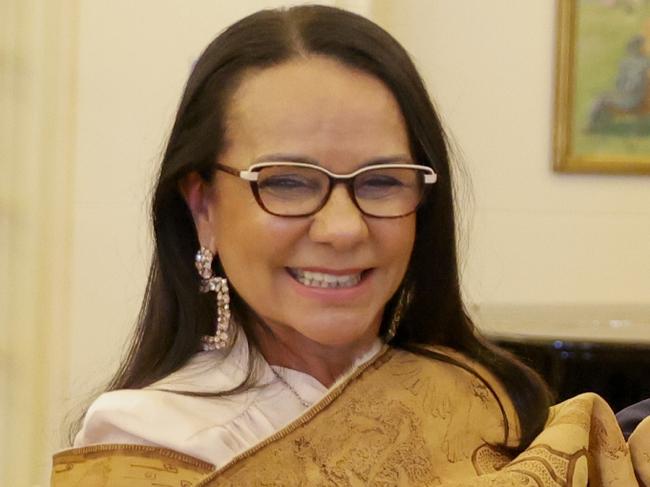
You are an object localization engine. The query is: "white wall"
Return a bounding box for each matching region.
[3,0,649,484]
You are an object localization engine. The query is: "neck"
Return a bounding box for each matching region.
[253,323,379,387]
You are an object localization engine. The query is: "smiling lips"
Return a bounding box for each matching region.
[287,268,365,288]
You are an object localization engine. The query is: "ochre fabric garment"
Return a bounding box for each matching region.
[51,445,214,486]
[52,347,640,486]
[629,417,650,485]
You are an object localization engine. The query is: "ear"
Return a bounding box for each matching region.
[179,171,216,252]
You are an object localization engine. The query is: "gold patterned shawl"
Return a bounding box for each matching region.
[51,346,641,486]
[629,417,650,486]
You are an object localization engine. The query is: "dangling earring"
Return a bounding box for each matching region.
[386,288,408,342]
[195,247,231,351]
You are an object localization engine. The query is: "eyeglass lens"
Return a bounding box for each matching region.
[255,165,426,217]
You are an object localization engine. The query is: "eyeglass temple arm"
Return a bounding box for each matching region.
[424,173,437,184]
[215,163,258,181]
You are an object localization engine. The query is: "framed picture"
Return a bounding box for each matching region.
[554,0,650,174]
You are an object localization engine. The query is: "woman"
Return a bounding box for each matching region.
[52,5,638,486]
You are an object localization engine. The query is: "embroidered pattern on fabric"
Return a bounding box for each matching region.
[202,350,510,486]
[472,444,511,475]
[51,445,214,487]
[391,357,500,464]
[472,444,587,487]
[53,353,640,486]
[502,445,586,487]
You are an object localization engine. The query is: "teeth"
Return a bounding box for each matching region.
[290,269,362,288]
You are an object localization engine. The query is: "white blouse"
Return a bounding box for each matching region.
[73,331,382,467]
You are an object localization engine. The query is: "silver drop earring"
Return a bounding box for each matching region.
[195,247,231,351]
[386,287,408,342]
[386,312,400,343]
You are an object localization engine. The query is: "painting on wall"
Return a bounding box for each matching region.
[554,0,650,173]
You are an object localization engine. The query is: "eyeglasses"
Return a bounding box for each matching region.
[214,161,437,218]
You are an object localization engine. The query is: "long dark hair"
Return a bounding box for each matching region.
[84,5,551,449]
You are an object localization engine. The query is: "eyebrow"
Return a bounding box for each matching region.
[253,153,414,168]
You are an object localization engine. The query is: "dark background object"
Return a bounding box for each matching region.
[494,337,650,412]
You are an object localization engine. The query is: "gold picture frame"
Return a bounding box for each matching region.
[554,0,650,174]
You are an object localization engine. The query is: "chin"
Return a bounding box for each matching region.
[297,323,378,348]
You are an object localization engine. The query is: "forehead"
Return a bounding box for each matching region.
[222,56,410,167]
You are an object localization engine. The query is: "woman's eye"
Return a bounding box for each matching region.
[262,176,304,187]
[259,175,318,191]
[356,174,410,199]
[360,176,404,188]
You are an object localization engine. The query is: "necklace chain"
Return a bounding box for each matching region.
[271,367,312,408]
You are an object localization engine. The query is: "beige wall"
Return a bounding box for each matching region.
[373,1,650,306]
[2,0,649,484]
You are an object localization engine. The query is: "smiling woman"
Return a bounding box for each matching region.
[51,5,640,486]
[180,57,419,375]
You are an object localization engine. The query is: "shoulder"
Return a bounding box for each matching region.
[73,383,269,468]
[74,345,255,450]
[388,344,521,446]
[74,389,155,446]
[390,344,513,399]
[75,387,253,447]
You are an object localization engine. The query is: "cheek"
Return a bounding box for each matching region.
[376,217,416,266]
[212,197,306,272]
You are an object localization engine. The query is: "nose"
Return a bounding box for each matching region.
[308,184,369,251]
